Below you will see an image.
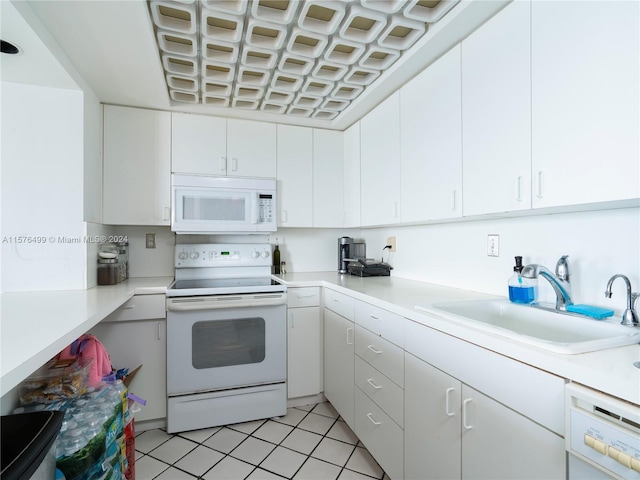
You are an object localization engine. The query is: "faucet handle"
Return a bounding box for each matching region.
[555,255,570,282]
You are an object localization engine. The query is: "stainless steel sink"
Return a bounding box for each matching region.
[416,299,640,354]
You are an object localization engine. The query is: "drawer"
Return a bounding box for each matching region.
[355,301,405,347]
[355,356,403,427]
[103,294,166,322]
[324,289,354,320]
[355,387,403,480]
[355,325,404,388]
[287,287,320,308]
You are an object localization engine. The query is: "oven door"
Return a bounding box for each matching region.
[166,293,286,396]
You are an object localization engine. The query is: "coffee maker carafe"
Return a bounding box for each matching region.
[338,237,353,273]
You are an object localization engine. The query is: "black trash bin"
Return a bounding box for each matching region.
[1,410,64,480]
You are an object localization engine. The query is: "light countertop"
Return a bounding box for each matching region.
[0,276,173,395]
[276,272,640,406]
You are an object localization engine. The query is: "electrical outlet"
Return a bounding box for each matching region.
[386,236,397,252]
[487,234,499,257]
[146,233,156,249]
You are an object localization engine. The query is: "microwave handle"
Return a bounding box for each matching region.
[252,193,259,224]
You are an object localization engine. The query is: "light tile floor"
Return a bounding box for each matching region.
[135,402,389,480]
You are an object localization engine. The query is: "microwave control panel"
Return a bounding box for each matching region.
[258,194,274,224]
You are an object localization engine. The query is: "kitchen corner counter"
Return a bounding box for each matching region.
[0,277,173,396]
[275,272,640,406]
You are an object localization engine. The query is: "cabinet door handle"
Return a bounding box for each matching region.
[515,176,522,202]
[346,327,353,345]
[281,210,288,223]
[157,322,162,340]
[369,315,379,320]
[536,171,544,198]
[163,207,170,222]
[445,387,456,417]
[462,398,473,430]
[220,156,226,172]
[289,312,295,328]
[367,413,382,425]
[452,190,457,211]
[367,345,382,355]
[393,202,398,218]
[231,157,238,172]
[367,378,382,390]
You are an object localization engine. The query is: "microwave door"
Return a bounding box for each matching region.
[173,188,256,232]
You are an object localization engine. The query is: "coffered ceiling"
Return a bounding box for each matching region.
[5,0,508,130]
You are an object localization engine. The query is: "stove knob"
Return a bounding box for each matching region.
[178,251,188,260]
[261,250,270,259]
[190,251,200,260]
[251,250,260,259]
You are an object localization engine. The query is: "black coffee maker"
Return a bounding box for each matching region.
[338,237,366,273]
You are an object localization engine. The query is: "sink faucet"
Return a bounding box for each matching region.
[605,274,640,327]
[521,255,573,310]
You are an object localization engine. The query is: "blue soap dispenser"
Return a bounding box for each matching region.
[508,256,537,304]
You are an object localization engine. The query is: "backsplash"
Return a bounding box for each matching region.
[361,207,640,317]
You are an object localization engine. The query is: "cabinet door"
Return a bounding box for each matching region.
[277,125,313,227]
[103,106,171,225]
[461,384,565,480]
[360,92,401,226]
[343,122,361,228]
[461,0,531,216]
[313,129,344,228]
[531,1,640,207]
[405,353,461,480]
[287,306,321,398]
[89,319,167,423]
[227,119,276,178]
[401,44,462,222]
[171,113,227,175]
[323,308,355,429]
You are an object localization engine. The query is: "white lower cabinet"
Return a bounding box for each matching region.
[323,304,355,430]
[405,353,565,480]
[287,287,321,399]
[88,295,167,424]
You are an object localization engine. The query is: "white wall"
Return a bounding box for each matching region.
[1,82,86,291]
[360,207,640,316]
[113,226,175,278]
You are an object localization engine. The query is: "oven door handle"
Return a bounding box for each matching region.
[167,295,286,311]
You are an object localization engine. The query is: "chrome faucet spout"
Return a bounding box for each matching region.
[521,256,573,310]
[605,274,639,327]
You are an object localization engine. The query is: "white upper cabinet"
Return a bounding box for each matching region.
[343,122,361,228]
[401,44,463,222]
[171,113,226,175]
[227,119,277,178]
[103,105,171,225]
[313,129,344,228]
[171,114,276,178]
[531,0,640,208]
[277,125,313,227]
[360,92,401,226]
[461,0,532,216]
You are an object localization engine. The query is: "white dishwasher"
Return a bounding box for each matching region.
[566,383,640,479]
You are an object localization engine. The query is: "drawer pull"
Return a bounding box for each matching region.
[445,387,456,417]
[367,345,382,355]
[296,294,315,299]
[463,398,473,430]
[370,315,379,320]
[346,327,353,346]
[367,379,382,390]
[123,305,135,310]
[367,413,382,426]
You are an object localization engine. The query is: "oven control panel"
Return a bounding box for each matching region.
[175,243,272,268]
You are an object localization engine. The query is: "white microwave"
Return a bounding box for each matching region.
[171,174,277,234]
